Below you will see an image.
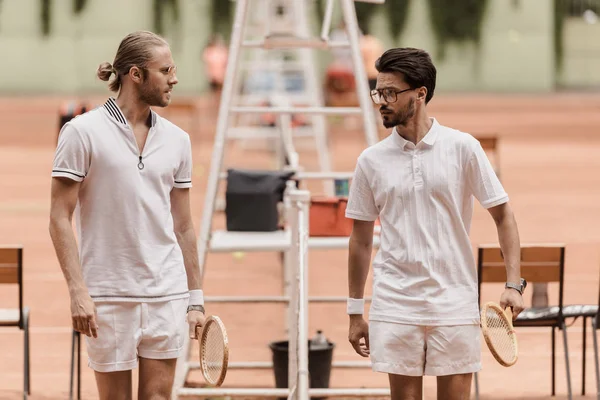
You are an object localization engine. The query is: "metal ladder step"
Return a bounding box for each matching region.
[230,106,363,115]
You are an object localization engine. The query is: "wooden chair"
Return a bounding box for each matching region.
[474,243,572,400]
[160,98,200,135]
[559,266,600,397]
[586,292,600,400]
[0,246,31,399]
[475,134,501,180]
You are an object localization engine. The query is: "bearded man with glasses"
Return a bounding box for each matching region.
[345,47,525,400]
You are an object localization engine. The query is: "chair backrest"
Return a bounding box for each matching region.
[475,134,501,178]
[477,136,498,152]
[0,246,23,327]
[477,243,566,312]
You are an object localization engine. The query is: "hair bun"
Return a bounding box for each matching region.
[97,62,114,82]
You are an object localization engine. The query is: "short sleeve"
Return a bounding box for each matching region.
[345,160,379,221]
[52,123,90,182]
[467,140,508,208]
[174,135,193,189]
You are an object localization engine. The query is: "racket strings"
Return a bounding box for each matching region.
[202,322,225,384]
[485,307,517,363]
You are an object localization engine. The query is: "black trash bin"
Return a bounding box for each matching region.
[269,340,335,400]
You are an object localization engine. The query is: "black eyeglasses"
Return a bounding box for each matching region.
[370,88,413,104]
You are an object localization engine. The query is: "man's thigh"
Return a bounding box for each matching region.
[369,321,427,376]
[424,324,481,377]
[137,298,188,360]
[138,357,177,400]
[388,374,423,400]
[136,299,187,399]
[94,370,132,400]
[86,302,141,373]
[437,373,473,400]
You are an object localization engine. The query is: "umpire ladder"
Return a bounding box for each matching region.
[231,0,327,152]
[215,0,336,207]
[172,0,385,398]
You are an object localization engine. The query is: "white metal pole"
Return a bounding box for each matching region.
[186,359,374,370]
[287,184,300,395]
[230,106,363,114]
[197,0,250,287]
[295,0,334,196]
[340,0,379,147]
[177,387,391,397]
[279,114,300,169]
[320,0,335,41]
[293,190,312,400]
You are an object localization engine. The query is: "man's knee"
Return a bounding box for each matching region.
[142,394,171,400]
[138,357,177,400]
[138,386,172,400]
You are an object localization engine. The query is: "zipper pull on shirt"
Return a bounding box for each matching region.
[138,155,144,170]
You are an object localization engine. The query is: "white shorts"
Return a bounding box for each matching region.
[369,321,481,376]
[85,298,188,373]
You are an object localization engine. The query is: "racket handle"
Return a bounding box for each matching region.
[504,307,514,322]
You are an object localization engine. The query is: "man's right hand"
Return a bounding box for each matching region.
[348,315,370,357]
[70,290,98,338]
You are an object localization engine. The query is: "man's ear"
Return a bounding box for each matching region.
[129,66,143,83]
[417,87,427,103]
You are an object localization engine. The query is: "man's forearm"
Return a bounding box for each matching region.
[176,227,202,291]
[49,218,86,294]
[348,237,372,298]
[496,211,521,284]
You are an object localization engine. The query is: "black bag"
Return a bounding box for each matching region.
[225,169,295,232]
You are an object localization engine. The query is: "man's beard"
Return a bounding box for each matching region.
[139,82,169,108]
[381,98,415,129]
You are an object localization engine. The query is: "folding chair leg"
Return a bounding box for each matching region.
[552,326,556,396]
[584,316,588,395]
[69,330,75,400]
[592,316,600,400]
[23,307,30,397]
[473,371,480,400]
[77,331,81,400]
[69,330,82,400]
[561,322,573,400]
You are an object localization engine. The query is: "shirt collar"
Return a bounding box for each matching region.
[103,97,157,128]
[390,118,440,149]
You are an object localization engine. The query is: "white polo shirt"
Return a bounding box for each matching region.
[346,118,508,326]
[52,98,193,303]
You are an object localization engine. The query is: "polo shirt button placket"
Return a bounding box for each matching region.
[413,151,423,187]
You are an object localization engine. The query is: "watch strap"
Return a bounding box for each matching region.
[505,282,523,294]
[187,304,205,314]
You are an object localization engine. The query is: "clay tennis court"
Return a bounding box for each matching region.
[1,92,600,399]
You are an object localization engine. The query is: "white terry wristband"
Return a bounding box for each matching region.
[189,289,204,306]
[347,298,365,315]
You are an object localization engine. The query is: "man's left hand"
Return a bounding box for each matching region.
[499,288,525,320]
[187,310,206,339]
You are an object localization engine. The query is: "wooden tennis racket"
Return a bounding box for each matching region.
[197,315,229,387]
[480,302,518,367]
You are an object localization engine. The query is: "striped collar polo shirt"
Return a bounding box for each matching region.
[52,97,194,302]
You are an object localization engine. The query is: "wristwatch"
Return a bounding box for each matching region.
[187,305,205,314]
[505,278,527,295]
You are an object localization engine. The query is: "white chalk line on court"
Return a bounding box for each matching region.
[1,326,73,334]
[0,201,49,212]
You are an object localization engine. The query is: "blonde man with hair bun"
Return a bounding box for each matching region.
[49,30,205,400]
